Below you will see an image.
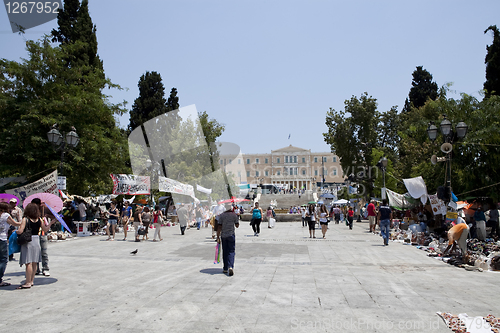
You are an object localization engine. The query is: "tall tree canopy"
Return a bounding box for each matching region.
[128,71,168,132]
[404,66,438,111]
[484,25,500,98]
[51,0,103,72]
[0,38,129,195]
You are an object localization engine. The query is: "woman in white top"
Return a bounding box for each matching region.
[318,204,329,239]
[0,202,21,287]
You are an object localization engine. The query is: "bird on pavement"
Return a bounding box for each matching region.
[130,249,138,255]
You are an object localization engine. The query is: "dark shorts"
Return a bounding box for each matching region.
[320,221,329,225]
[307,220,316,230]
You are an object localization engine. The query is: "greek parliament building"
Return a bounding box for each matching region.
[220,145,345,190]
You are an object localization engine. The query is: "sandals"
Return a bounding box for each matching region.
[16,284,31,289]
[0,282,11,287]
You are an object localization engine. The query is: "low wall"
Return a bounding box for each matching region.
[240,214,301,222]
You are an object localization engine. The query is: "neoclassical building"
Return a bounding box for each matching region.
[220,145,345,190]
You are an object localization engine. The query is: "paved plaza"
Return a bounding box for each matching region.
[1,219,499,333]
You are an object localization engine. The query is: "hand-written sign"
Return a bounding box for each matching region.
[110,174,150,195]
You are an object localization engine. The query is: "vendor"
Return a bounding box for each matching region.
[443,223,469,256]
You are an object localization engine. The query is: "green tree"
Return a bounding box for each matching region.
[166,87,180,111]
[51,0,103,72]
[324,93,379,199]
[397,88,500,200]
[484,25,500,98]
[404,66,438,111]
[128,71,169,133]
[0,38,129,195]
[377,106,400,161]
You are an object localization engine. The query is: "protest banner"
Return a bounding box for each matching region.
[159,176,195,198]
[6,170,58,204]
[110,174,150,195]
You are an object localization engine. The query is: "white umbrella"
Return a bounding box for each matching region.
[333,199,349,205]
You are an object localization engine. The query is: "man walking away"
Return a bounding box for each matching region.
[217,203,239,276]
[377,200,392,246]
[177,204,189,235]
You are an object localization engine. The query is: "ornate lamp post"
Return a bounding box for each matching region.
[427,115,468,204]
[47,125,79,177]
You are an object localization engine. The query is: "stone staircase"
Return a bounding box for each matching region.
[256,192,317,210]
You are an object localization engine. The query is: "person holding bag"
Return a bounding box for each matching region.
[16,203,54,289]
[141,207,152,241]
[0,202,21,287]
[152,205,163,242]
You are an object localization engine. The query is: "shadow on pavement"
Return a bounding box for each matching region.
[200,268,223,275]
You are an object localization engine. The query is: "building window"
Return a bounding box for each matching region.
[265,170,269,176]
[294,156,297,163]
[302,157,305,163]
[277,158,280,164]
[265,158,268,164]
[333,156,337,163]
[256,158,259,164]
[323,157,327,162]
[238,171,241,177]
[246,171,250,177]
[256,171,259,177]
[219,159,223,165]
[314,157,318,163]
[333,168,337,176]
[246,159,250,164]
[229,159,232,164]
[315,170,318,176]
[238,159,241,164]
[277,171,281,175]
[302,169,306,175]
[285,156,289,163]
[323,168,328,176]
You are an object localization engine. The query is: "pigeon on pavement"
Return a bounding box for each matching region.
[130,249,138,255]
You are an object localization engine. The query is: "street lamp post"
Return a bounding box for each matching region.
[427,115,468,205]
[47,125,79,177]
[146,158,166,205]
[376,157,388,200]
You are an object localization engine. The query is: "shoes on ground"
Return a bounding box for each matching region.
[223,270,228,274]
[42,271,50,276]
[228,268,234,276]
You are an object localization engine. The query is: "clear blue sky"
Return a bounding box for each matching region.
[1,0,498,155]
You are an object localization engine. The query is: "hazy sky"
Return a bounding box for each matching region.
[1,0,498,155]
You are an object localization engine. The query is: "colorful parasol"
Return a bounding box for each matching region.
[0,193,20,204]
[218,197,251,204]
[23,192,64,212]
[45,204,72,233]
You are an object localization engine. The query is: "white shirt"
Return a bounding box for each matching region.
[0,212,10,241]
[78,203,86,217]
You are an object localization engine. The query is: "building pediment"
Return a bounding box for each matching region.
[271,145,310,153]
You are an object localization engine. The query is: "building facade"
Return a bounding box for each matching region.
[221,145,345,190]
